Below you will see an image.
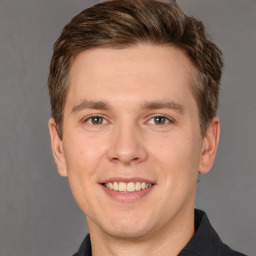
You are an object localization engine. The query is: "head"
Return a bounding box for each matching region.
[48,0,223,139]
[48,0,223,244]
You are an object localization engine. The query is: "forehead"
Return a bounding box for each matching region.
[67,44,196,111]
[70,44,193,76]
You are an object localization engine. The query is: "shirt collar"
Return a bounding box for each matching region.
[178,209,223,255]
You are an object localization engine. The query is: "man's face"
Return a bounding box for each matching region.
[49,45,219,240]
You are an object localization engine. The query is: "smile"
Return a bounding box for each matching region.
[103,181,153,192]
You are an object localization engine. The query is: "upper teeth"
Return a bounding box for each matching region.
[104,182,152,192]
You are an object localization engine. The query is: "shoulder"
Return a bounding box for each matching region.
[72,234,91,256]
[179,209,247,256]
[221,243,247,256]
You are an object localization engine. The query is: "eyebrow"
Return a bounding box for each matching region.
[71,100,111,113]
[71,100,184,114]
[140,100,184,114]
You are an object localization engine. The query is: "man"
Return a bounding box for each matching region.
[47,0,246,255]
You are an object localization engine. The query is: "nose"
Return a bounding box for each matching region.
[107,122,148,165]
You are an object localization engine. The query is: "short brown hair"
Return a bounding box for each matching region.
[48,0,223,139]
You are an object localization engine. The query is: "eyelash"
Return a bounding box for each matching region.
[148,115,173,125]
[83,115,173,126]
[83,115,107,125]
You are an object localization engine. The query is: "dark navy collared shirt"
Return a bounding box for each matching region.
[73,209,246,256]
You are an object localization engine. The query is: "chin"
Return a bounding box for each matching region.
[90,211,155,240]
[105,222,153,240]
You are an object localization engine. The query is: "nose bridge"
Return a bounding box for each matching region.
[108,118,147,165]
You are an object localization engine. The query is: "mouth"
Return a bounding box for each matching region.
[102,181,154,193]
[100,178,156,202]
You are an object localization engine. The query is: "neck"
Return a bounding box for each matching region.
[88,207,195,256]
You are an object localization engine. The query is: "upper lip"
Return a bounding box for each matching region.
[100,177,156,184]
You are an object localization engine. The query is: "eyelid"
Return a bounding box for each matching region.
[147,114,174,125]
[81,114,174,125]
[83,114,109,125]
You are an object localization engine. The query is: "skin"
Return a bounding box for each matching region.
[49,44,220,256]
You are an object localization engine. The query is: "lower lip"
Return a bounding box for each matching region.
[101,185,155,202]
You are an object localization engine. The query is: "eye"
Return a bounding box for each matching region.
[85,116,107,125]
[148,116,171,125]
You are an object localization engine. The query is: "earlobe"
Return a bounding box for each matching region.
[48,118,68,177]
[198,117,220,174]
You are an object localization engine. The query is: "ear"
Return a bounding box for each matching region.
[48,118,68,177]
[198,117,220,174]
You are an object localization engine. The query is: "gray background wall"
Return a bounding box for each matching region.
[0,0,255,255]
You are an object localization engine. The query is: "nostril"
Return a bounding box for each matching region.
[111,156,140,164]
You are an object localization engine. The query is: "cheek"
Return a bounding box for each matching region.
[64,133,105,173]
[155,134,201,210]
[63,135,106,209]
[150,132,202,181]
